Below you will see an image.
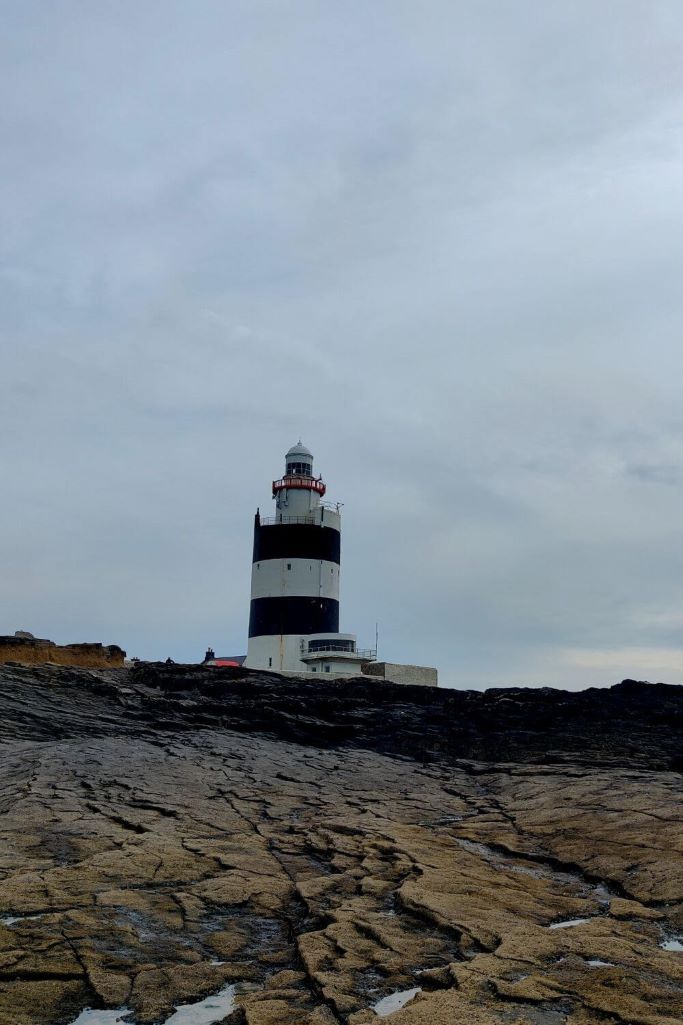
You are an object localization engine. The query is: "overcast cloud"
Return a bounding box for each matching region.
[2,1,683,689]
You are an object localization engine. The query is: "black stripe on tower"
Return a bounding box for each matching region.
[253,523,340,564]
[249,596,340,638]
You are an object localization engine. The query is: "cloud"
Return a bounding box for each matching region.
[625,462,683,486]
[2,2,683,687]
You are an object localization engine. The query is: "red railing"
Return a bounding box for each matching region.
[272,475,326,497]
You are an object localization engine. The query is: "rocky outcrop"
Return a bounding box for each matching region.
[0,663,681,1025]
[0,634,125,669]
[2,660,680,769]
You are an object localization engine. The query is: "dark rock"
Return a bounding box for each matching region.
[0,662,680,770]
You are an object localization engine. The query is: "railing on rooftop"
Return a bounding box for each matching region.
[301,645,377,660]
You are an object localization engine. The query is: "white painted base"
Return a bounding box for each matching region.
[245,633,307,673]
[246,633,369,676]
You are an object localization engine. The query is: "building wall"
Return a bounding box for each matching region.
[362,661,438,687]
[246,633,307,673]
[0,636,126,669]
[308,659,365,675]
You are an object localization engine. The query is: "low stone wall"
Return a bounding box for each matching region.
[0,636,125,669]
[362,661,438,687]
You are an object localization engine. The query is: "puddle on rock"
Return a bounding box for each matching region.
[0,913,44,926]
[421,815,463,827]
[67,965,240,1024]
[414,965,443,975]
[455,840,612,906]
[591,884,612,905]
[456,839,493,858]
[548,918,591,930]
[373,987,421,1017]
[660,938,683,952]
[163,984,237,1025]
[68,1010,133,1025]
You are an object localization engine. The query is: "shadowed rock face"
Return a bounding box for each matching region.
[0,664,681,1025]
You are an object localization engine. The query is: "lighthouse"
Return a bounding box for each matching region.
[245,443,373,675]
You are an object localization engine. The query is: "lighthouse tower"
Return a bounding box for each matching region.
[245,443,371,675]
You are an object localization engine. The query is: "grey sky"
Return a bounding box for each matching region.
[2,1,683,688]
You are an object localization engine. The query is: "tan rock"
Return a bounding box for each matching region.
[1,725,682,1024]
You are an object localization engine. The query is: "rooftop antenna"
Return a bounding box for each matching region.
[375,622,379,659]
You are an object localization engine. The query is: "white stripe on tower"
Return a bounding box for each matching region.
[250,558,340,601]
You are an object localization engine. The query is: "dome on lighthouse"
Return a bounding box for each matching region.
[286,441,313,460]
[285,441,314,479]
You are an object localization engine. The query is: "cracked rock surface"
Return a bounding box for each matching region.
[0,663,681,1025]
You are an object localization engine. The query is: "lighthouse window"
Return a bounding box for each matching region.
[287,563,291,570]
[308,638,354,653]
[286,461,312,476]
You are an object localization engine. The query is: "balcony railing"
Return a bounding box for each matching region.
[301,646,377,660]
[273,476,326,497]
[258,504,341,527]
[258,515,318,526]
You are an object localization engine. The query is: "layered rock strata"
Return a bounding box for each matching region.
[0,663,681,1025]
[0,635,125,669]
